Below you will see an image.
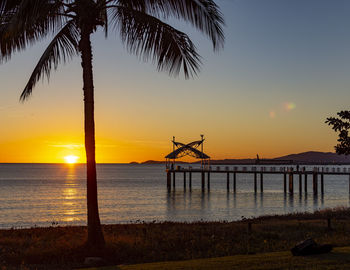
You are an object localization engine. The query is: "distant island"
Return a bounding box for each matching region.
[135,151,350,165]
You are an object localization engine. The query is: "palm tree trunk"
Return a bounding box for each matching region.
[79,28,105,248]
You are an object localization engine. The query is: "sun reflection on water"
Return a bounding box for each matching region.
[63,209,78,222]
[63,187,77,199]
[61,165,82,222]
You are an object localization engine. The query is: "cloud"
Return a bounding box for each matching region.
[125,140,168,146]
[49,144,84,149]
[49,142,118,149]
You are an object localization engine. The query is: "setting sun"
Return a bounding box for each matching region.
[64,155,79,164]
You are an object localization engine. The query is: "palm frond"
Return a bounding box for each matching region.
[20,20,79,101]
[0,0,21,15]
[97,0,109,37]
[0,0,66,63]
[110,6,201,78]
[114,0,225,50]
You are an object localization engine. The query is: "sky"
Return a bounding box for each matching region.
[1,0,350,163]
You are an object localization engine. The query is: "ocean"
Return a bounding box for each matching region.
[0,163,349,229]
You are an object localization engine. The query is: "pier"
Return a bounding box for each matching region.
[164,136,350,195]
[166,166,350,194]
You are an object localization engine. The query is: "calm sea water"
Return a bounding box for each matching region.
[0,163,349,228]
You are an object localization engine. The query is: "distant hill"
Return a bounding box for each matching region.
[141,160,188,164]
[201,159,256,165]
[275,151,350,164]
[129,161,139,165]
[141,160,165,164]
[137,151,350,165]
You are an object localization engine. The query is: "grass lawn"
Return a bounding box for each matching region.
[81,246,350,270]
[1,207,350,269]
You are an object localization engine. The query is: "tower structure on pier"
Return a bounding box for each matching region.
[165,135,210,169]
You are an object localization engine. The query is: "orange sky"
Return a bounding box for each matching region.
[0,0,348,163]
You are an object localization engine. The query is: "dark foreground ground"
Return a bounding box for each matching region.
[1,207,350,269]
[81,247,350,270]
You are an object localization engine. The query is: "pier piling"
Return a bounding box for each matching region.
[201,171,205,191]
[165,167,349,195]
[233,172,237,193]
[227,173,230,191]
[313,172,318,194]
[289,173,294,194]
[189,171,192,189]
[254,173,257,193]
[183,172,186,190]
[167,171,171,191]
[208,172,211,190]
[173,171,176,189]
[305,174,308,193]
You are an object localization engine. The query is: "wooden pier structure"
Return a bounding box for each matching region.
[164,136,350,195]
[166,166,350,194]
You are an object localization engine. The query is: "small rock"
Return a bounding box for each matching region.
[291,238,333,256]
[84,257,107,267]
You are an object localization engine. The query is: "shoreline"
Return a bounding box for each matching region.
[2,206,349,230]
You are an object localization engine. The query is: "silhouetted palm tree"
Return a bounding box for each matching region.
[0,0,224,248]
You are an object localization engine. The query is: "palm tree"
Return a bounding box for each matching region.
[0,0,224,248]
